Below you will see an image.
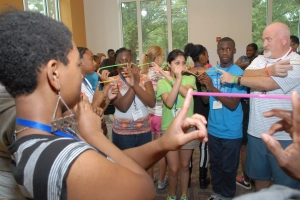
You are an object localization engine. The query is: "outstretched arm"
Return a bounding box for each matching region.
[199,72,240,110]
[67,90,207,199]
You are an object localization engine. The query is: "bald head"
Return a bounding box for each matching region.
[262,22,290,59]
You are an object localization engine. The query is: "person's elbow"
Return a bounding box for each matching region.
[147,96,156,108]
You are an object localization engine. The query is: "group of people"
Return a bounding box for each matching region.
[1,8,300,200]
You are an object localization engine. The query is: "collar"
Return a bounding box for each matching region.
[265,48,293,64]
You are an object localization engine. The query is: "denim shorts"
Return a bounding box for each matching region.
[245,134,300,189]
[112,130,152,150]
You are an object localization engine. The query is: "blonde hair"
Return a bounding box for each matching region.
[141,46,163,74]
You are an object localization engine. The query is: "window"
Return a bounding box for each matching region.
[252,0,300,52]
[23,0,61,21]
[121,0,188,62]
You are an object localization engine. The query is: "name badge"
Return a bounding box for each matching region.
[213,101,222,109]
[172,108,181,117]
[132,108,143,121]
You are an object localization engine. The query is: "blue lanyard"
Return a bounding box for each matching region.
[119,74,137,109]
[216,64,233,90]
[83,78,95,95]
[16,118,80,140]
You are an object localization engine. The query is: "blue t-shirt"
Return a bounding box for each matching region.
[206,64,247,139]
[85,72,98,91]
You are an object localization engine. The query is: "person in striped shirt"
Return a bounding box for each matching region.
[0,9,208,200]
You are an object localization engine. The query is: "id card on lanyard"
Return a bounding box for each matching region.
[119,74,143,121]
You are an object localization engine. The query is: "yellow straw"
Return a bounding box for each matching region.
[99,79,118,84]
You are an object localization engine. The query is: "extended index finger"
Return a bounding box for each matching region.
[176,89,193,121]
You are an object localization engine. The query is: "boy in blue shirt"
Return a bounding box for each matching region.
[199,37,247,200]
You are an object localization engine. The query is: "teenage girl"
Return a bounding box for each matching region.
[110,47,156,150]
[155,50,198,200]
[184,43,210,189]
[141,46,168,189]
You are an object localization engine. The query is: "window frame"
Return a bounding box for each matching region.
[119,0,188,61]
[23,0,61,21]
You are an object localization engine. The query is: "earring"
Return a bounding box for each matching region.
[51,92,76,132]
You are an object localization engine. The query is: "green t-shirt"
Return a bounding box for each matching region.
[157,75,196,131]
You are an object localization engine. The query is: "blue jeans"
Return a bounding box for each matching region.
[112,130,152,150]
[208,134,242,198]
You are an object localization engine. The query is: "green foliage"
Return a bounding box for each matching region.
[252,0,300,52]
[121,0,188,61]
[25,0,58,20]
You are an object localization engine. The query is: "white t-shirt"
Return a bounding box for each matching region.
[81,78,94,104]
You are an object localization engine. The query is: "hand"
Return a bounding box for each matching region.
[121,63,134,86]
[107,82,119,100]
[269,59,293,77]
[149,62,163,75]
[198,72,214,91]
[218,68,234,84]
[131,66,141,86]
[73,93,103,140]
[261,91,300,181]
[93,82,106,107]
[161,89,208,151]
[174,66,182,79]
[97,69,110,81]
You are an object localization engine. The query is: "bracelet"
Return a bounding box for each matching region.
[170,78,176,85]
[237,76,242,86]
[265,67,271,76]
[233,76,237,84]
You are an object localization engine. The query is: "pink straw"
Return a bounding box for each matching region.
[191,92,291,100]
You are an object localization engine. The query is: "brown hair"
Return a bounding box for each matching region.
[141,46,163,74]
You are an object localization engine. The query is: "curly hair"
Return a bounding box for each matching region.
[0,9,73,97]
[184,43,207,63]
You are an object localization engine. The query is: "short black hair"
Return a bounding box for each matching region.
[0,9,73,97]
[77,47,88,58]
[184,43,207,63]
[218,37,235,47]
[107,49,114,55]
[290,35,299,45]
[247,43,258,51]
[115,47,132,60]
[167,49,186,64]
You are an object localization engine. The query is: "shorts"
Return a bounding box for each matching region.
[162,127,199,150]
[149,114,162,134]
[245,134,300,189]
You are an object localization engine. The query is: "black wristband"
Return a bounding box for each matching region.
[237,76,242,86]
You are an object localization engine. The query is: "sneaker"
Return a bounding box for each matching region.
[166,196,177,200]
[207,194,221,200]
[236,175,252,190]
[158,181,167,190]
[180,194,188,200]
[158,176,169,190]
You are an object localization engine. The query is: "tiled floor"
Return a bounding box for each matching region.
[154,148,254,200]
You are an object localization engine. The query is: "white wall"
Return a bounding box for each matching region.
[84,0,253,65]
[84,0,122,56]
[188,0,252,65]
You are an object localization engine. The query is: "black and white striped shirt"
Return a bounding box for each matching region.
[8,134,107,200]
